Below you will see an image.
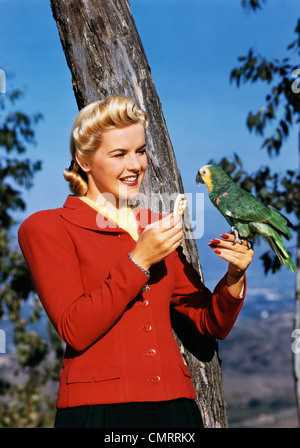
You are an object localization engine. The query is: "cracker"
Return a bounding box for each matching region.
[173,194,187,216]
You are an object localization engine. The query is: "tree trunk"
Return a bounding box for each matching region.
[50,0,228,427]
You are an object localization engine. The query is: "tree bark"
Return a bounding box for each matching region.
[50,0,228,427]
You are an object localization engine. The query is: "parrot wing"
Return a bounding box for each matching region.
[216,187,292,239]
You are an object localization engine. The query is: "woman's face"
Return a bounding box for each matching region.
[78,122,147,207]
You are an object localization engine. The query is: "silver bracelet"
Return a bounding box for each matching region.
[127,253,150,278]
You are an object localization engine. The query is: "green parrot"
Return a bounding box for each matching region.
[196,164,296,272]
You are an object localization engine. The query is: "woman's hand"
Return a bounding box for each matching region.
[208,233,254,297]
[130,213,183,271]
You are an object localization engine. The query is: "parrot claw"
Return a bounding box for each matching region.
[229,227,239,244]
[228,228,253,249]
[246,240,253,250]
[238,237,253,249]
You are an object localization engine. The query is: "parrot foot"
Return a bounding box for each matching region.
[229,227,239,244]
[239,237,253,250]
[229,227,253,249]
[246,240,253,250]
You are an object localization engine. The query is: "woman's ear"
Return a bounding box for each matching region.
[75,154,91,173]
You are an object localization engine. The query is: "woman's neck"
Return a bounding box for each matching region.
[85,191,127,211]
[79,193,139,241]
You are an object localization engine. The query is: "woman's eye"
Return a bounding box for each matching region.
[113,148,146,158]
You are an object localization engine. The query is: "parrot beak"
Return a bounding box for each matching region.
[196,171,204,184]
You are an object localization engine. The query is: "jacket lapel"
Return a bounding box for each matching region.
[60,195,160,237]
[60,195,122,234]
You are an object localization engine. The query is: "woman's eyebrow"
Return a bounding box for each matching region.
[107,144,146,154]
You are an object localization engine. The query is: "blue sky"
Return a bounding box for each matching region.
[0,0,298,303]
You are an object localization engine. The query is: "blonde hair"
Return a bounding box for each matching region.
[64,95,149,196]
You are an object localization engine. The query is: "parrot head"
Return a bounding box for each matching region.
[196,165,214,193]
[196,164,233,195]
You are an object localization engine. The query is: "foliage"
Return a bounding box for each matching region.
[0,87,63,427]
[0,90,42,230]
[241,0,266,12]
[213,4,300,274]
[230,19,300,155]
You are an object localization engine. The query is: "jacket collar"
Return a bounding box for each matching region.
[60,195,158,236]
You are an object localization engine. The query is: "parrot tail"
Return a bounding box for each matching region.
[251,221,297,272]
[265,235,297,272]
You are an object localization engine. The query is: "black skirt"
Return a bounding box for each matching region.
[54,398,204,428]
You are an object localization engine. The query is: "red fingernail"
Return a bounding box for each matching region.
[214,249,221,254]
[220,234,230,239]
[211,239,220,244]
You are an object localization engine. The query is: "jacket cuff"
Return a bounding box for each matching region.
[216,272,247,302]
[118,252,150,294]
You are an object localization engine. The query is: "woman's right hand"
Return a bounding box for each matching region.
[129,213,183,271]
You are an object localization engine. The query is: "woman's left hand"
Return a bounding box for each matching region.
[208,233,254,297]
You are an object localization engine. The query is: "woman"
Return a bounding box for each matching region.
[18,95,253,428]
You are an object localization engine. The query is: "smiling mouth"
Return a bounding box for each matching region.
[120,175,139,186]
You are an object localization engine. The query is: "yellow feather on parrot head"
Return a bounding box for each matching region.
[195,165,213,193]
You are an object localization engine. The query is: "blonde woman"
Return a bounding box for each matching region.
[18,96,253,428]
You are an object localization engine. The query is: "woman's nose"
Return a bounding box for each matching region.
[126,153,141,171]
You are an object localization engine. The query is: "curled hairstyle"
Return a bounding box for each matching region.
[64,95,149,196]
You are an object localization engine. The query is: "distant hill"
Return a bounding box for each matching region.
[220,310,298,427]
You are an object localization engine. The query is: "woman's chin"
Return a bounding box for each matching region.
[121,192,139,202]
[118,186,141,201]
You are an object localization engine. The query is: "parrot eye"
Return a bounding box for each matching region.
[201,169,208,176]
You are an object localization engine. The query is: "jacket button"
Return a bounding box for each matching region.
[147,376,161,383]
[138,324,152,332]
[138,299,149,307]
[144,348,156,356]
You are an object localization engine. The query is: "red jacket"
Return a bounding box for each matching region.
[18,195,245,409]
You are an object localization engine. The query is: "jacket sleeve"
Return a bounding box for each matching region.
[170,247,245,340]
[18,211,149,352]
